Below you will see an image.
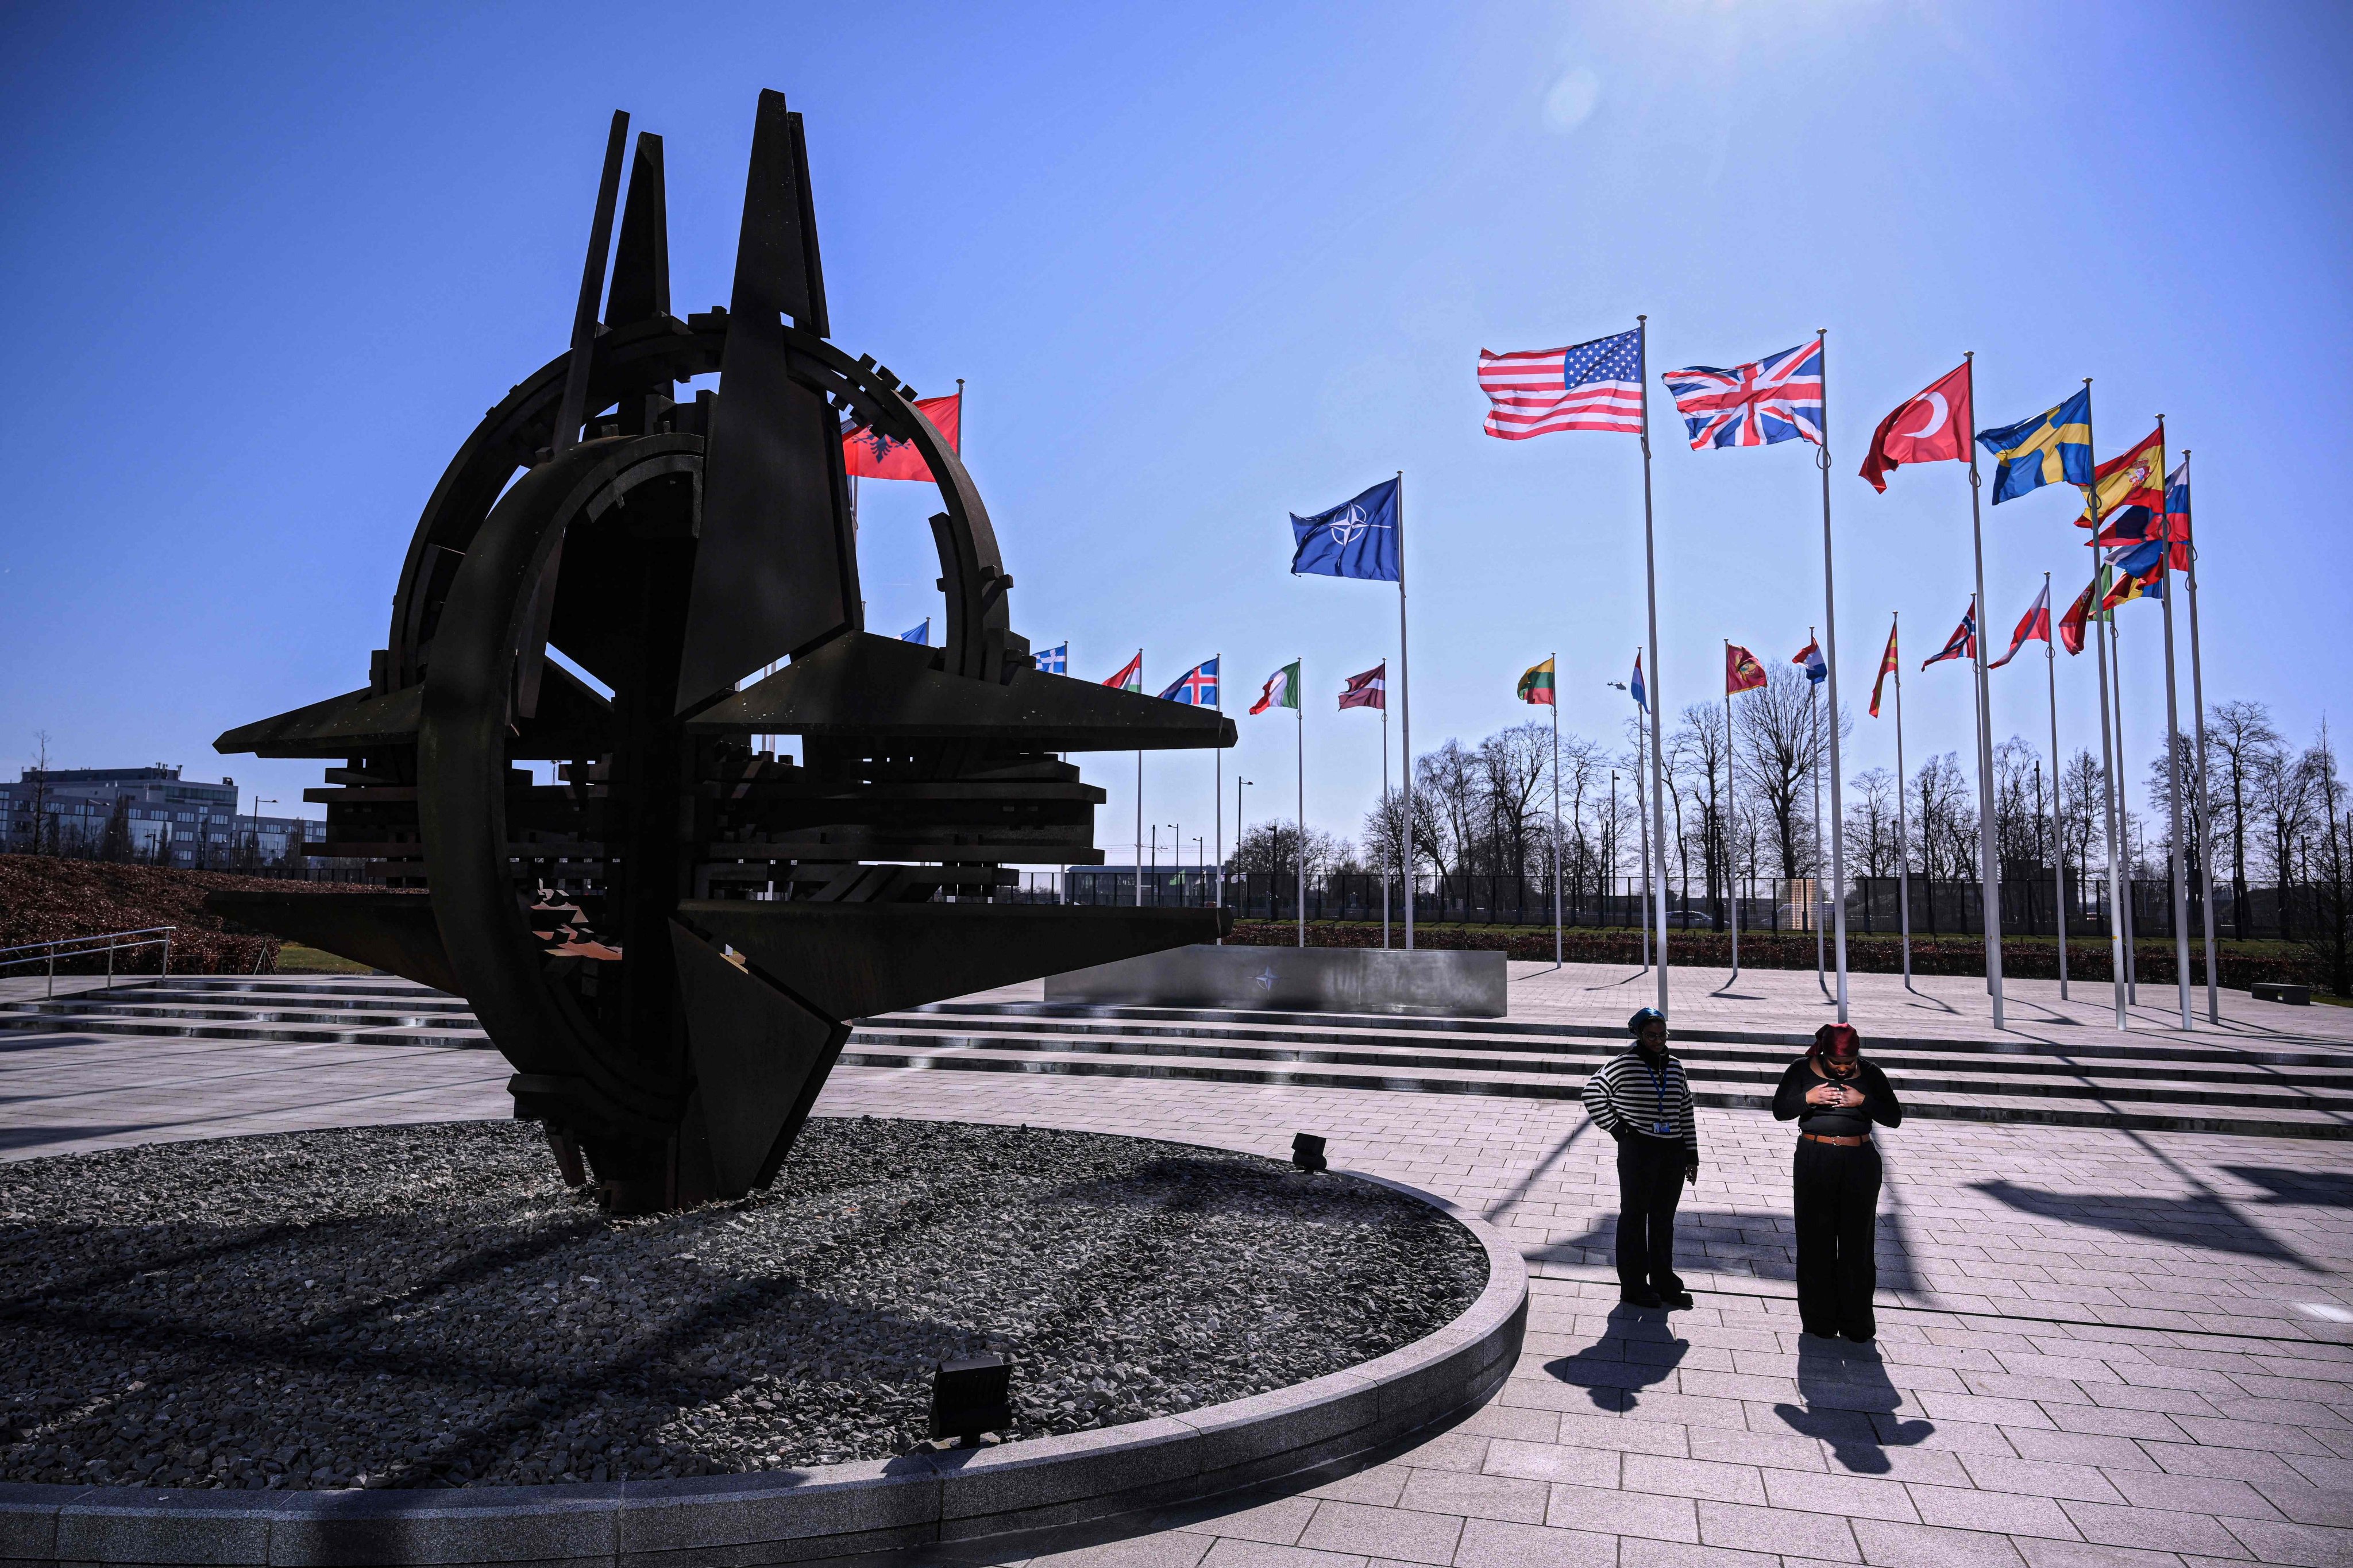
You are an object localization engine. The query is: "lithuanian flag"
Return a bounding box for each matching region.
[1517,656,1556,706]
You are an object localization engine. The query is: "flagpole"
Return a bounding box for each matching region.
[1635,661,1652,974]
[1959,354,2007,1030]
[1295,663,1306,949]
[1893,616,1915,990]
[1135,651,1144,910]
[2085,381,2128,1028]
[2183,449,2220,1024]
[1214,651,1224,924]
[1552,656,1563,967]
[1725,648,1741,984]
[2045,573,2068,999]
[2155,413,2193,1031]
[1397,472,1414,953]
[2111,615,2138,1004]
[1810,654,1824,997]
[1638,318,1671,1015]
[1816,330,1851,1022]
[1382,677,1391,949]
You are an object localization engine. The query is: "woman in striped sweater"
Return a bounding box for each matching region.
[1581,1007,1699,1310]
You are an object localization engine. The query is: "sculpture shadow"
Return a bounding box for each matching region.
[1542,1303,1686,1411]
[1772,1335,1932,1475]
[1972,1176,2321,1273]
[2223,1166,2353,1211]
[1530,1207,1923,1297]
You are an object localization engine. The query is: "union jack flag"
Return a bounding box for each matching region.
[1159,658,1220,706]
[1661,340,1824,450]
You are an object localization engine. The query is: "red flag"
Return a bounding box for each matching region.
[1922,599,1977,670]
[1338,663,1386,711]
[2058,577,2098,654]
[2077,424,2163,527]
[1868,617,1899,718]
[1860,362,1971,493]
[1725,643,1768,695]
[843,392,961,481]
[1986,582,2051,670]
[1102,650,1143,692]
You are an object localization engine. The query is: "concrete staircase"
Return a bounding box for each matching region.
[6,977,2348,1139]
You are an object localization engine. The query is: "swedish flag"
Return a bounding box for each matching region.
[1976,387,2093,504]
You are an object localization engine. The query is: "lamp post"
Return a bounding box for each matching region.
[1236,778,1253,918]
[253,797,278,870]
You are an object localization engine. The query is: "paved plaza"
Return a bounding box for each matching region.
[5,983,2352,1567]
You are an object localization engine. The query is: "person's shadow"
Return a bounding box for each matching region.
[1543,1303,1687,1411]
[1772,1335,1932,1474]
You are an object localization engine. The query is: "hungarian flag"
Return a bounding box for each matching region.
[2079,424,2164,527]
[1860,361,1971,493]
[1792,636,1826,685]
[1251,660,1301,715]
[1338,663,1386,711]
[1517,656,1556,705]
[1986,583,2051,669]
[1869,617,1899,718]
[1102,651,1143,692]
[1725,643,1768,695]
[1922,599,1978,669]
[842,392,961,482]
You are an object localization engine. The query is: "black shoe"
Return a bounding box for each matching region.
[1620,1288,1664,1308]
[1661,1289,1696,1310]
[1842,1330,1876,1344]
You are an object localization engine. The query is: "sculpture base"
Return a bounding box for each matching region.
[1044,944,1507,1018]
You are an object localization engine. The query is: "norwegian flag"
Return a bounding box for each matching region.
[1662,340,1824,450]
[1922,600,1977,670]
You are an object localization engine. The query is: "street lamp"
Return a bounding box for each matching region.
[1236,779,1253,916]
[253,797,277,870]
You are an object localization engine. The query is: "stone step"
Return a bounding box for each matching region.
[907,999,2353,1066]
[844,1026,2353,1115]
[866,1012,2353,1090]
[836,1037,2353,1139]
[0,1005,488,1051]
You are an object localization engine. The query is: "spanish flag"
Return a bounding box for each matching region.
[2080,426,2165,528]
[1516,656,1556,706]
[1977,387,2093,504]
[1726,643,1768,696]
[1869,617,1899,718]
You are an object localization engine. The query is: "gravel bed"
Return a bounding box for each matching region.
[0,1118,1484,1492]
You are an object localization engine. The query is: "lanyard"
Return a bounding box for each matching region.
[1638,1054,1675,1136]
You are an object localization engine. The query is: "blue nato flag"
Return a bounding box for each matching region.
[1289,477,1400,582]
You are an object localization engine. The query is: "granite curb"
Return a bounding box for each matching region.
[0,1169,1527,1567]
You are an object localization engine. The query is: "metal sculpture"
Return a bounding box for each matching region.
[209,94,1230,1212]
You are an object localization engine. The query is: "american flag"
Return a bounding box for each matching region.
[1662,340,1823,450]
[1477,329,1644,439]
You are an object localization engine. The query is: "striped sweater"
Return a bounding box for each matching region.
[1581,1048,1700,1163]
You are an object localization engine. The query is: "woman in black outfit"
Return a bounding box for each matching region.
[1771,1022,1902,1341]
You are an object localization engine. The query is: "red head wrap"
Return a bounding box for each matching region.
[1813,1023,1860,1063]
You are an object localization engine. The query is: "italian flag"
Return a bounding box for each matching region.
[1251,659,1301,715]
[1517,656,1556,706]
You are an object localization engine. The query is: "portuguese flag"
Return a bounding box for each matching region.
[1517,656,1556,706]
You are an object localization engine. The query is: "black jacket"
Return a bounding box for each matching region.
[1771,1055,1901,1138]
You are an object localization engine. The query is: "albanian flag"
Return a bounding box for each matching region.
[1860,361,1971,493]
[842,392,961,481]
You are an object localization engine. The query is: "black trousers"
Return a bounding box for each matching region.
[1614,1132,1687,1295]
[1793,1138,1883,1338]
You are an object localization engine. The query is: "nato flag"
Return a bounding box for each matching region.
[1290,477,1400,582]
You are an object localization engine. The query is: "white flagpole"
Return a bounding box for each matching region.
[2084,381,2128,1027]
[1893,617,1915,990]
[1552,659,1563,967]
[1135,651,1144,910]
[2111,615,2138,1003]
[1214,653,1224,921]
[1635,674,1652,973]
[1398,474,1414,952]
[1295,664,1306,949]
[1964,354,2005,1028]
[2156,420,2193,1029]
[1816,330,1851,1022]
[1810,659,1824,996]
[2043,574,2067,999]
[1639,319,1671,1015]
[1726,653,1741,983]
[2183,450,2220,1023]
[1382,674,1391,949]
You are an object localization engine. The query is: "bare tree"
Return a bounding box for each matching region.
[1672,704,1731,905]
[2253,740,2319,938]
[1414,740,1480,882]
[1476,721,1551,877]
[2208,699,2281,938]
[1844,766,1898,879]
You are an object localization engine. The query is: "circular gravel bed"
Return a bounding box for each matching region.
[0,1118,1485,1493]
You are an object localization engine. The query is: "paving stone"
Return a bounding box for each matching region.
[1694,1500,1861,1562]
[1173,1496,1320,1546]
[1392,1470,1546,1526]
[2217,1516,2353,1567]
[1907,1484,2082,1539]
[1759,1469,1919,1523]
[2059,1500,2254,1557]
[1196,1540,1363,1568]
[2107,1470,2284,1521]
[1849,1519,2030,1568]
[1447,1516,1617,1568]
[1955,1454,2127,1503]
[1477,1440,1618,1488]
[1299,1500,1461,1566]
[1543,1481,1699,1541]
[1033,1535,1217,1568]
[1621,1454,1767,1505]
[1615,1538,1780,1568]
[2012,1540,2190,1568]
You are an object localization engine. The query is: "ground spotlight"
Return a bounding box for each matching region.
[929,1353,1012,1444]
[1291,1133,1328,1174]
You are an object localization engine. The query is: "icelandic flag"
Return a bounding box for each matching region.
[1035,642,1068,675]
[1630,652,1647,713]
[1159,658,1220,706]
[1290,478,1400,582]
[1792,637,1827,685]
[900,618,929,645]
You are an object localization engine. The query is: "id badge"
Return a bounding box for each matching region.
[1652,1121,1675,1136]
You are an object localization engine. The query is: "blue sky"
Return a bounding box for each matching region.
[2,2,2346,863]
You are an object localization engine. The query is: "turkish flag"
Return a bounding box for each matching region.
[843,392,961,482]
[1860,362,1971,493]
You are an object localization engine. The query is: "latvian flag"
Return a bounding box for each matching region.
[1338,662,1386,712]
[1251,660,1301,715]
[1478,329,1645,439]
